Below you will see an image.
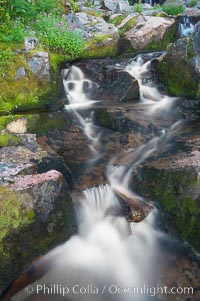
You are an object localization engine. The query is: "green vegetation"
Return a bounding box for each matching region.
[0,0,84,57]
[137,167,200,251]
[133,3,143,14]
[188,0,198,7]
[0,134,20,147]
[157,51,199,98]
[118,16,138,37]
[109,15,127,27]
[36,15,84,59]
[82,34,118,58]
[162,3,184,15]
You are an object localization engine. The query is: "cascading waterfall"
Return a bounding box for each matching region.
[62,66,102,162]
[178,16,195,37]
[125,53,177,114]
[2,54,185,301]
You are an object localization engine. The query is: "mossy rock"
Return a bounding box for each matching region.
[0,46,64,115]
[0,180,75,290]
[82,34,119,58]
[144,20,177,51]
[134,166,200,251]
[156,38,200,98]
[118,16,138,37]
[0,111,72,137]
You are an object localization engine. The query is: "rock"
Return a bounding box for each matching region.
[6,117,27,134]
[103,0,131,13]
[124,15,176,51]
[0,171,75,291]
[14,67,26,80]
[28,52,51,81]
[24,37,38,52]
[66,12,120,58]
[156,37,200,97]
[0,133,76,290]
[71,58,139,102]
[132,124,200,252]
[193,20,200,54]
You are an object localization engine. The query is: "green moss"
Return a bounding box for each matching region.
[82,34,118,58]
[95,109,114,128]
[0,187,34,243]
[109,15,127,26]
[0,46,59,115]
[49,52,66,71]
[138,167,200,250]
[0,185,75,289]
[157,59,198,97]
[186,38,195,61]
[0,134,20,147]
[145,21,177,51]
[118,16,138,37]
[27,111,71,136]
[0,115,21,130]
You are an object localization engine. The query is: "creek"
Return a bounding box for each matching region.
[1,52,200,301]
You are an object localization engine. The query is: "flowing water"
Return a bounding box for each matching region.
[3,53,194,301]
[178,16,195,37]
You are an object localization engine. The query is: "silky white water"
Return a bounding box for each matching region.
[125,54,178,114]
[10,55,183,301]
[178,16,195,37]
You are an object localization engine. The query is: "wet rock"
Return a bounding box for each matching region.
[132,126,200,252]
[193,20,200,54]
[156,37,200,97]
[73,58,139,102]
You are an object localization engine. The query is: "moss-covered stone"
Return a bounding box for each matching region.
[0,45,64,115]
[156,38,200,98]
[26,111,72,136]
[144,20,177,51]
[0,180,75,290]
[118,16,138,37]
[108,14,127,27]
[82,34,119,58]
[134,166,200,251]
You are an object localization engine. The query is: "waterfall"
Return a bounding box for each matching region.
[178,16,195,37]
[125,53,177,114]
[2,55,185,301]
[62,66,102,162]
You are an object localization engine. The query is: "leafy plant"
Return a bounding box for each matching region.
[36,16,85,59]
[188,0,198,7]
[162,4,184,15]
[133,3,143,13]
[0,21,26,43]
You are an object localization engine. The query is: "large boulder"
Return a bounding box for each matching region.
[156,35,200,98]
[123,15,176,51]
[0,50,64,115]
[0,132,75,291]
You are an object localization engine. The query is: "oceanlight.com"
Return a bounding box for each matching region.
[25,284,194,297]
